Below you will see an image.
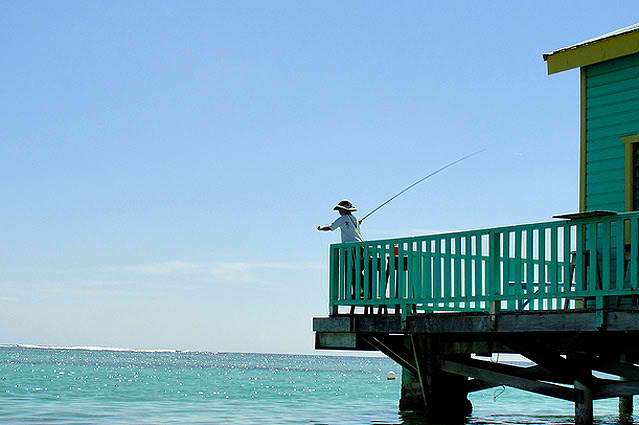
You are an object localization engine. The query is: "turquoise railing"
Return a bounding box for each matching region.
[328,212,639,317]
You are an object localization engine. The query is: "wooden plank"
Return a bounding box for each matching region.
[607,311,639,330]
[632,216,639,288]
[355,245,363,302]
[443,238,451,300]
[377,244,384,302]
[405,242,413,302]
[515,230,522,282]
[423,241,432,301]
[377,246,384,301]
[596,380,639,399]
[504,232,514,310]
[454,236,462,300]
[540,227,547,290]
[475,236,483,298]
[440,359,579,402]
[329,246,339,314]
[433,239,441,301]
[464,236,472,300]
[315,310,639,334]
[550,226,558,295]
[315,332,358,350]
[494,312,602,333]
[340,247,347,301]
[592,361,639,381]
[488,232,499,308]
[369,245,377,300]
[390,244,397,299]
[617,219,625,290]
[563,224,572,304]
[527,229,534,307]
[588,223,598,291]
[363,245,370,301]
[398,243,406,300]
[601,221,611,291]
[312,317,352,332]
[576,224,585,292]
[467,364,574,392]
[591,58,639,81]
[413,242,422,300]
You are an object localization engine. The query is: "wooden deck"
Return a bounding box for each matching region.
[315,309,639,354]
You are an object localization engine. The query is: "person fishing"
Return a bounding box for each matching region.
[316,150,485,315]
[318,199,367,313]
[316,150,485,241]
[317,199,363,243]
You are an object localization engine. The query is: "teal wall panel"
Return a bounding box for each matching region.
[588,55,639,76]
[585,53,639,212]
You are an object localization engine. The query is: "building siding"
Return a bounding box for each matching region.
[585,53,639,212]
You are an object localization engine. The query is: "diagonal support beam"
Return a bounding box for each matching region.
[467,363,569,392]
[361,335,417,375]
[592,361,639,381]
[440,359,581,402]
[503,339,599,388]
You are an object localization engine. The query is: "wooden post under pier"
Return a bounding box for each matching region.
[619,353,634,419]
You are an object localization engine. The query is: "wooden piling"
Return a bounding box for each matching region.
[619,354,634,419]
[398,335,472,422]
[619,395,633,419]
[574,380,593,425]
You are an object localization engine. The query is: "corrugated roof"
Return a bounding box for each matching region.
[543,23,639,61]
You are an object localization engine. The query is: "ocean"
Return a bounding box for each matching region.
[0,345,632,424]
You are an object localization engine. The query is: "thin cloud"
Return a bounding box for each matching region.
[119,260,322,284]
[123,261,202,274]
[0,296,18,303]
[209,261,322,283]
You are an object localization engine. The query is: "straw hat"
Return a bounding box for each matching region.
[333,199,357,212]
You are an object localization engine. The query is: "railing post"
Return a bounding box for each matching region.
[631,215,639,289]
[488,230,501,318]
[329,245,339,316]
[575,223,585,308]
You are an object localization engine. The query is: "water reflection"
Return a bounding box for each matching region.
[368,411,636,425]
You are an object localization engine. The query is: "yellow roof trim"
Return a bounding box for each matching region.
[544,29,639,75]
[621,134,639,145]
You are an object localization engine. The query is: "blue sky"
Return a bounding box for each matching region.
[1,2,638,353]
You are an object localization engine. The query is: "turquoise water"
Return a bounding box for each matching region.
[0,345,634,424]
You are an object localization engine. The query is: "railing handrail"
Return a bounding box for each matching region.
[330,212,639,250]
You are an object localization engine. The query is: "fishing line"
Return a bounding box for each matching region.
[359,149,486,223]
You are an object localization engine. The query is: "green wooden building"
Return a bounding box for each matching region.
[313,25,639,425]
[544,24,639,213]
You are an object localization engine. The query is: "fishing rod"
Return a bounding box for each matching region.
[359,148,486,223]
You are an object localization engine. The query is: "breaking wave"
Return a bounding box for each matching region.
[2,343,183,353]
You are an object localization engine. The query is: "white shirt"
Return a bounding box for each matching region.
[330,214,363,243]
